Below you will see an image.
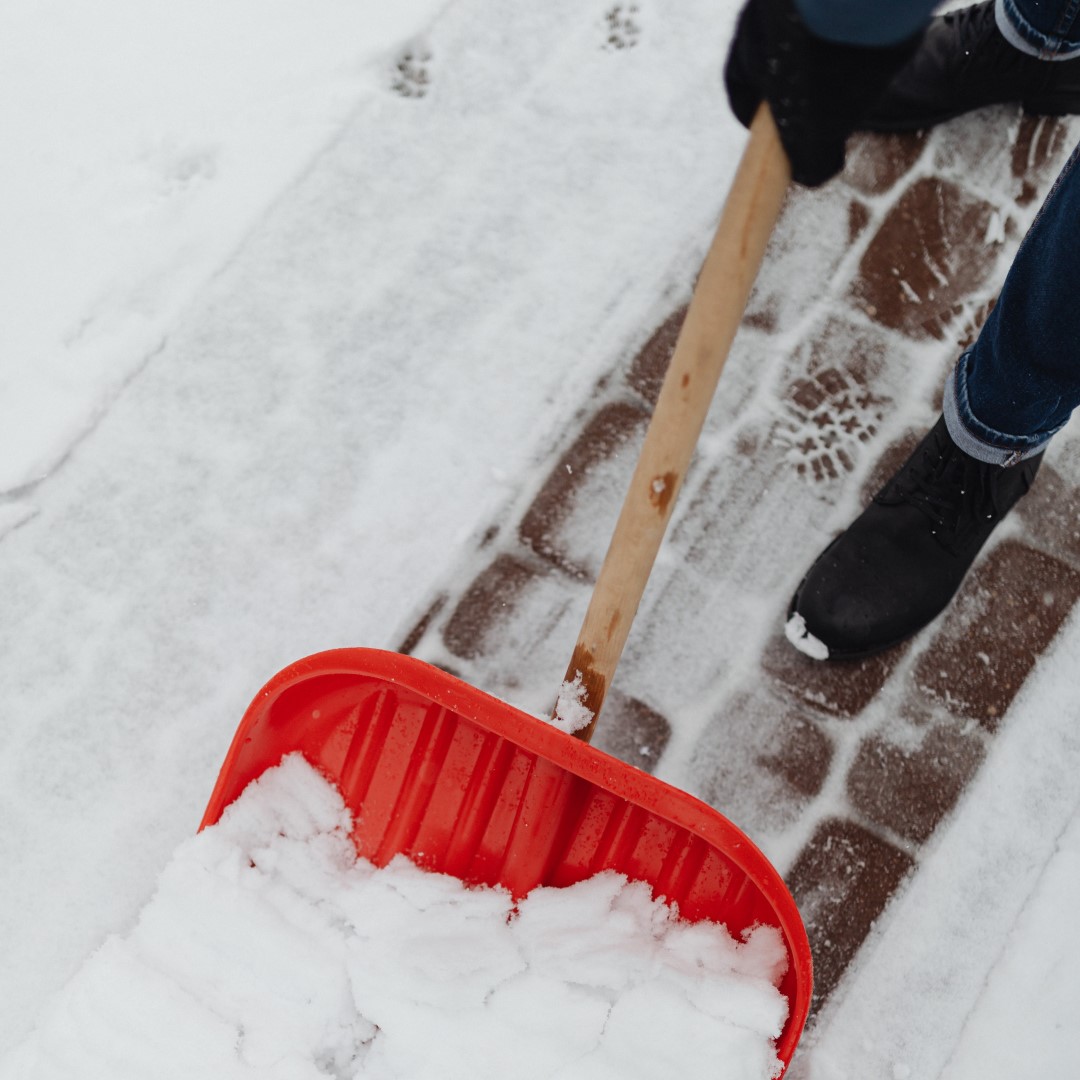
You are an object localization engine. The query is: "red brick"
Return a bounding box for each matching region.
[626,307,686,407]
[850,178,998,340]
[745,189,872,334]
[689,687,833,834]
[787,818,915,1012]
[1014,461,1080,569]
[844,131,927,196]
[442,554,542,661]
[778,318,894,486]
[847,712,986,844]
[914,540,1080,729]
[761,631,906,720]
[1012,115,1071,206]
[859,429,922,504]
[590,690,671,774]
[397,593,449,655]
[519,400,650,578]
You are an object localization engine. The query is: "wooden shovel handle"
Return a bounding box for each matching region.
[562,105,790,741]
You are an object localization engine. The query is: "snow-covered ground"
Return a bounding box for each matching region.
[3,0,1080,1076]
[6,755,791,1079]
[0,0,447,492]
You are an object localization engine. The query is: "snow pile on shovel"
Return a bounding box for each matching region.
[8,755,790,1079]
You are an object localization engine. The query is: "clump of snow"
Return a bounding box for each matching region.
[6,755,790,1079]
[984,209,1006,246]
[550,670,595,734]
[784,613,829,661]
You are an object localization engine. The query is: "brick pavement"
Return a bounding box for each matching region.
[397,111,1080,1018]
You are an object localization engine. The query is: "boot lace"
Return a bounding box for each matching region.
[890,436,1001,553]
[946,1,1036,77]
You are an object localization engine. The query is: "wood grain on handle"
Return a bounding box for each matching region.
[562,105,791,742]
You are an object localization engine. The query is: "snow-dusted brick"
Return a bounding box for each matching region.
[913,540,1080,729]
[847,711,986,845]
[850,178,999,341]
[786,818,914,1012]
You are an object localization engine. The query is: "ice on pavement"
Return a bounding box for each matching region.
[5,755,789,1080]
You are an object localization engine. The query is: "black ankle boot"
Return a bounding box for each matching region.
[861,1,1080,133]
[786,416,1043,660]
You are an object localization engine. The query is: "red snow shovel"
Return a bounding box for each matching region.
[202,107,811,1071]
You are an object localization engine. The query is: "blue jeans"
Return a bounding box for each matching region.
[943,0,1080,466]
[945,140,1080,464]
[997,0,1080,58]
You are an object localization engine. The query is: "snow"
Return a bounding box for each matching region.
[551,671,595,734]
[4,0,1080,1076]
[0,0,446,492]
[5,755,789,1080]
[797,603,1080,1080]
[940,812,1080,1077]
[783,612,829,661]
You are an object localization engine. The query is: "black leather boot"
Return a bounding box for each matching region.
[862,1,1080,132]
[786,416,1043,660]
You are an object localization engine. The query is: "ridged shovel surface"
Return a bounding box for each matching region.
[201,648,812,1070]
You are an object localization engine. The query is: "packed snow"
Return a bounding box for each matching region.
[5,0,1080,1077]
[550,671,596,734]
[0,0,447,492]
[4,755,790,1080]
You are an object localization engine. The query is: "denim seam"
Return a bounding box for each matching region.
[1007,138,1080,268]
[1052,0,1080,47]
[1000,0,1080,57]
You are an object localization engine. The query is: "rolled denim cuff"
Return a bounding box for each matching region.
[944,359,1058,466]
[997,0,1080,60]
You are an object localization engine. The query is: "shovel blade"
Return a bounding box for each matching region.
[201,648,811,1068]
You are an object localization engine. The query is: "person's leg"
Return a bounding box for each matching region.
[862,0,1080,132]
[785,142,1080,661]
[946,138,1080,463]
